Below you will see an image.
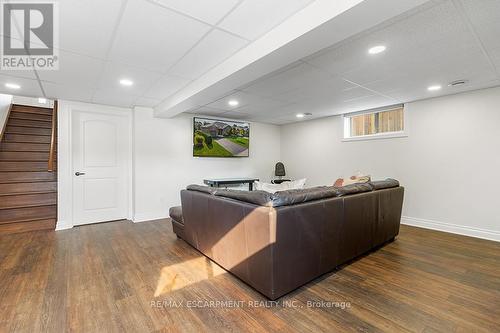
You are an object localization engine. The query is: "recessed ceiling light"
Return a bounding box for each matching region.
[296,113,305,118]
[228,100,239,107]
[38,98,47,104]
[427,85,442,91]
[5,83,21,89]
[368,45,386,55]
[119,79,134,86]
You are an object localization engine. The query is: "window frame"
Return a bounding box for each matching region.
[342,104,408,142]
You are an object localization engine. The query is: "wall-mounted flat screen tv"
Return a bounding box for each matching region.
[193,117,250,157]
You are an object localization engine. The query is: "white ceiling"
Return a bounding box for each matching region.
[190,0,500,124]
[1,0,499,125]
[0,0,315,108]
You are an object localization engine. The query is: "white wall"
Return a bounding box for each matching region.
[0,94,13,132]
[280,86,500,241]
[12,95,54,108]
[133,107,281,222]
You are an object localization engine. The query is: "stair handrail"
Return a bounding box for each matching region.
[48,100,57,172]
[0,104,13,144]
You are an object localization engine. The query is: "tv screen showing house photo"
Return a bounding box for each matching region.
[193,117,250,157]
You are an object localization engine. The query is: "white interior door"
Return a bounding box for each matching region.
[72,111,129,225]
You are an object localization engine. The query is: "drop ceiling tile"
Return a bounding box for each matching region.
[37,50,106,88]
[0,36,38,79]
[271,76,357,104]
[42,81,94,102]
[220,111,251,120]
[143,74,191,100]
[460,0,500,63]
[341,95,396,110]
[0,68,37,80]
[491,48,500,71]
[206,90,288,111]
[97,62,163,97]
[108,0,211,72]
[388,0,468,47]
[92,90,138,108]
[218,0,314,40]
[168,29,249,80]
[134,97,162,108]
[0,75,43,97]
[363,62,497,99]
[152,0,239,24]
[460,0,500,24]
[222,104,274,117]
[58,0,125,58]
[242,62,335,98]
[192,106,227,116]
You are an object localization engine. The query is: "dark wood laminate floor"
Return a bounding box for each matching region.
[0,220,499,332]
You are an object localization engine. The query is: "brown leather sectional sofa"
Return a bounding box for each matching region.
[171,179,404,300]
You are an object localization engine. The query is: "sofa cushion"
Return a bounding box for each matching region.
[334,173,371,187]
[186,184,217,195]
[169,206,183,223]
[215,189,273,207]
[335,183,373,197]
[272,186,337,207]
[369,179,400,190]
[255,178,306,194]
[254,181,289,193]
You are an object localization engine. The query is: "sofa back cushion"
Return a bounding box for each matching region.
[186,184,218,195]
[215,189,274,207]
[334,183,373,197]
[369,178,400,190]
[272,186,337,207]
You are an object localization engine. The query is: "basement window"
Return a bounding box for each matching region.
[343,104,406,141]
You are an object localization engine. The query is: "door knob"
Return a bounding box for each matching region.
[75,172,86,176]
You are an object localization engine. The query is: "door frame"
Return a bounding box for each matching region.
[56,101,133,230]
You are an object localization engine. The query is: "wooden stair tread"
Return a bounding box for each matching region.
[0,151,52,161]
[0,205,57,224]
[7,119,53,129]
[0,171,56,184]
[5,126,52,136]
[0,142,51,152]
[12,104,53,112]
[0,181,57,194]
[0,190,56,196]
[0,192,57,209]
[0,179,57,185]
[9,111,52,122]
[0,219,56,234]
[0,161,52,171]
[2,134,52,143]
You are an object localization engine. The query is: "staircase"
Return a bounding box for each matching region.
[0,103,58,234]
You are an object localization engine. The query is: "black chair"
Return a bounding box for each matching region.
[271,162,291,184]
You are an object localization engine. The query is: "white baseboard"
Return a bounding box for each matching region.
[401,216,500,242]
[55,220,73,231]
[133,212,169,223]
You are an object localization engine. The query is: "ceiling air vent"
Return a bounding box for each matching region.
[448,80,468,87]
